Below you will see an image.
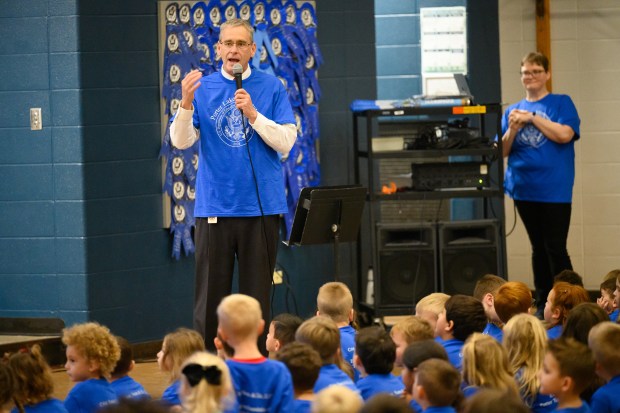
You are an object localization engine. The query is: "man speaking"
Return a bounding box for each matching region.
[170,18,297,353]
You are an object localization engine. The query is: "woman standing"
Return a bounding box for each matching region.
[501,52,580,317]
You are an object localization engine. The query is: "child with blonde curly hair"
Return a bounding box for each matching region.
[8,344,68,413]
[179,351,234,413]
[62,322,120,413]
[461,333,519,398]
[156,328,205,407]
[503,313,556,412]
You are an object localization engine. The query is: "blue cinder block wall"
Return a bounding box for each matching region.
[0,0,194,341]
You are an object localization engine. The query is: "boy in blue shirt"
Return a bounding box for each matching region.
[412,359,461,413]
[539,338,595,413]
[109,337,150,400]
[217,294,294,413]
[472,274,506,343]
[588,322,620,413]
[275,342,322,413]
[434,295,486,370]
[295,316,358,393]
[354,326,404,401]
[266,313,303,357]
[62,323,120,413]
[316,282,359,381]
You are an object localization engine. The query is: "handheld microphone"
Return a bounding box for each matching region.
[232,63,243,90]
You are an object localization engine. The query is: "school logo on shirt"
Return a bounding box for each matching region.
[517,110,548,148]
[211,98,255,147]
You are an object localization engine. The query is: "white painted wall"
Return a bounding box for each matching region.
[499,0,620,290]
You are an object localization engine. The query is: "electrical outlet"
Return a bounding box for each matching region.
[273,270,283,285]
[30,108,42,130]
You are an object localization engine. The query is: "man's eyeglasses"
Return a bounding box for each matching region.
[520,70,546,77]
[219,40,253,49]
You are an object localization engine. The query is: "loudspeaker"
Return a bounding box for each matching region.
[375,223,437,312]
[438,219,501,295]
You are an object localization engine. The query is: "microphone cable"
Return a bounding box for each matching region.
[240,106,277,320]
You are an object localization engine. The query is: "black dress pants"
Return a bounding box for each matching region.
[193,215,279,354]
[514,200,573,311]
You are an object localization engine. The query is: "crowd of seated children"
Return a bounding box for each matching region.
[543,282,590,339]
[389,316,433,368]
[316,282,358,381]
[62,322,120,413]
[415,293,450,333]
[401,340,449,413]
[109,337,150,400]
[588,322,620,413]
[275,342,322,413]
[7,344,68,413]
[266,313,303,357]
[461,333,519,398]
[19,270,620,413]
[472,274,506,342]
[353,326,404,401]
[539,338,595,413]
[157,328,205,408]
[295,316,357,393]
[178,351,233,413]
[216,294,294,413]
[412,359,462,413]
[493,281,532,326]
[434,295,486,370]
[502,313,556,412]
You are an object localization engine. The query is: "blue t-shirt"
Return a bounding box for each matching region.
[12,398,68,413]
[410,399,423,413]
[339,325,359,382]
[64,378,117,413]
[547,324,563,339]
[356,373,404,401]
[482,322,503,342]
[554,400,590,413]
[502,94,580,203]
[160,380,180,406]
[191,69,295,217]
[609,309,619,323]
[441,339,464,371]
[515,369,557,413]
[109,376,150,400]
[590,375,620,413]
[293,399,312,413]
[313,364,358,393]
[226,357,294,413]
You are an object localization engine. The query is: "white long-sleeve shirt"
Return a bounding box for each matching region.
[170,67,297,156]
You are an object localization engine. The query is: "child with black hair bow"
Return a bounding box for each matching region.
[179,352,235,413]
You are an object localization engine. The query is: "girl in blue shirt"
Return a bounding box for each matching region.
[8,345,69,413]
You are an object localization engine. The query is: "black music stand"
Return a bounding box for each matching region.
[286,185,367,280]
